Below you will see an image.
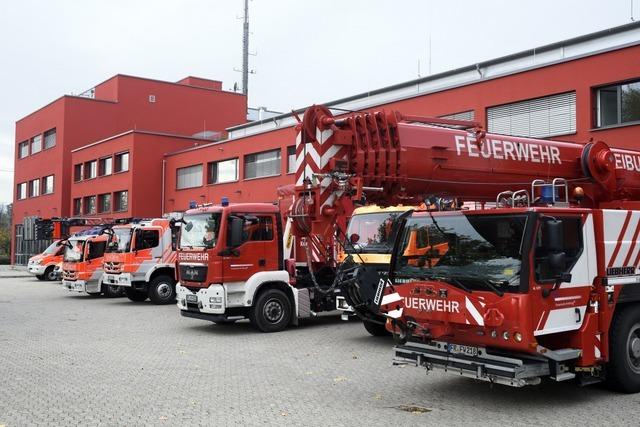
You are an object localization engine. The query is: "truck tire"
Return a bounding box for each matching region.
[36,274,45,281]
[102,284,124,298]
[363,320,390,337]
[124,287,148,302]
[249,288,292,333]
[44,266,57,281]
[607,306,640,393]
[147,275,176,305]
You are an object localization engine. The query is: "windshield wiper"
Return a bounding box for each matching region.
[418,273,473,294]
[451,274,505,297]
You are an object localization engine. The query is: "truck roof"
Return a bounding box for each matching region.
[352,205,416,215]
[184,203,280,215]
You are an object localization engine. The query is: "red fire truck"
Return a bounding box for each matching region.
[27,240,64,281]
[101,218,179,304]
[291,106,640,393]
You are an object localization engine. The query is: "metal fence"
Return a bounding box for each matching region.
[14,219,52,266]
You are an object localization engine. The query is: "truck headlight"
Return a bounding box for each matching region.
[209,297,222,303]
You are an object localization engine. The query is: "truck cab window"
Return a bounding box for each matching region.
[534,216,583,282]
[139,230,160,249]
[88,241,107,260]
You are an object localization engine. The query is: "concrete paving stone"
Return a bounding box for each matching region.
[0,276,639,426]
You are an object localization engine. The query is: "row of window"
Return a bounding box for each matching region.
[16,175,54,200]
[18,128,56,159]
[74,152,129,182]
[73,191,128,215]
[176,146,296,190]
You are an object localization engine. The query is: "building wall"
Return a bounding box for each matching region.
[71,132,204,220]
[164,44,640,212]
[163,127,297,212]
[12,74,248,262]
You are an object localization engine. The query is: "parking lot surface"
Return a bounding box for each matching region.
[1,277,639,426]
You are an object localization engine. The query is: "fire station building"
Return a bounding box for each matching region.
[12,21,640,263]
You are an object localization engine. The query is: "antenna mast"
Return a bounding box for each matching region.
[242,0,249,95]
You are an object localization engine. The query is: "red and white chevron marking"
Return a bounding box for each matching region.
[603,210,640,270]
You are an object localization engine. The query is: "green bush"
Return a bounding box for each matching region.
[0,255,10,265]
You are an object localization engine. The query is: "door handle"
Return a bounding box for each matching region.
[575,307,581,323]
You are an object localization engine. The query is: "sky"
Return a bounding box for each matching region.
[0,0,637,204]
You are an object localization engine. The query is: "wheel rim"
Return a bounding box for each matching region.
[626,322,640,374]
[46,269,57,280]
[263,298,284,323]
[157,282,172,299]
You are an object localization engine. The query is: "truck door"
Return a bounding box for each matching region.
[222,214,278,283]
[532,213,596,336]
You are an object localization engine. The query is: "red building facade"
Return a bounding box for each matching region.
[12,22,640,263]
[162,23,640,211]
[13,74,246,263]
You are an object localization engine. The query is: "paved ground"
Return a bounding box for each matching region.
[0,265,30,279]
[1,277,639,426]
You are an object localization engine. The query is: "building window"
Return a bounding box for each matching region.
[114,191,128,212]
[244,149,281,179]
[42,175,54,195]
[487,92,576,138]
[18,141,29,159]
[74,164,83,182]
[17,183,27,200]
[98,193,111,213]
[597,80,640,127]
[287,146,296,174]
[207,158,238,184]
[43,128,56,149]
[83,195,96,214]
[29,179,40,197]
[73,198,82,215]
[114,152,129,173]
[440,110,475,121]
[30,134,42,154]
[84,160,97,179]
[99,157,113,176]
[177,164,203,189]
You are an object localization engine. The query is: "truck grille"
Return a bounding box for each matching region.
[63,270,77,280]
[104,262,123,273]
[179,264,207,283]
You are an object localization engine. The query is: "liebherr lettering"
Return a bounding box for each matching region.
[454,135,562,165]
[404,297,460,313]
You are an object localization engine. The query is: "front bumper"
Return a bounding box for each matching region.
[102,272,132,287]
[394,340,550,387]
[28,264,46,275]
[176,283,226,315]
[62,280,101,294]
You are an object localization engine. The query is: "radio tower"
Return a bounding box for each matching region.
[241,0,249,95]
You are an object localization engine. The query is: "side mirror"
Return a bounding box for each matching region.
[184,221,193,232]
[228,217,244,248]
[548,251,566,273]
[544,219,564,252]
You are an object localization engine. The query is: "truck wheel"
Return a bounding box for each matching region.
[102,284,124,298]
[147,275,176,304]
[250,288,292,333]
[607,306,640,393]
[124,287,148,302]
[44,266,57,281]
[36,274,45,281]
[363,319,391,337]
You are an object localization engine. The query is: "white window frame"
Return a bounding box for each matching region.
[42,175,54,195]
[208,158,238,184]
[244,149,281,180]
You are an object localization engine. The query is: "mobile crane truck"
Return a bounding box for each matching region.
[101,218,180,304]
[314,109,640,392]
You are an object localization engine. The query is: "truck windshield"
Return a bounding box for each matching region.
[63,239,85,262]
[394,213,528,292]
[180,213,222,249]
[42,241,60,255]
[346,212,403,253]
[107,228,132,253]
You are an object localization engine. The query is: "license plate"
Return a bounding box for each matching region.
[186,294,197,303]
[447,343,479,357]
[118,276,128,283]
